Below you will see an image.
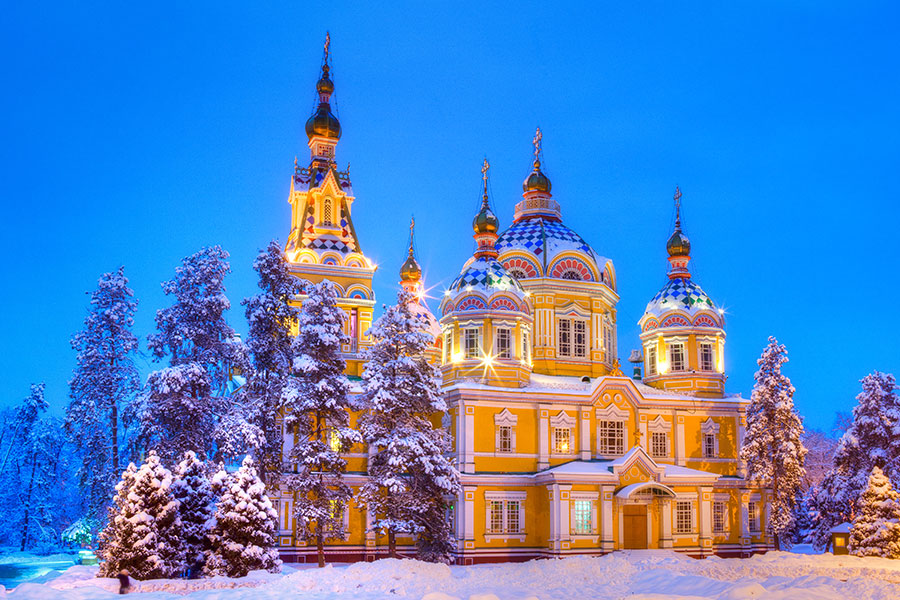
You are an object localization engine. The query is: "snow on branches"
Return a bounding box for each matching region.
[849,466,900,558]
[357,289,459,562]
[740,337,806,550]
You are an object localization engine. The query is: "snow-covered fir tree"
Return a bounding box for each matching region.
[172,451,216,577]
[236,240,304,482]
[66,267,140,523]
[357,290,460,562]
[18,417,68,551]
[98,451,183,580]
[849,466,900,558]
[811,372,900,549]
[740,337,807,550]
[282,280,360,568]
[134,246,249,462]
[205,457,281,577]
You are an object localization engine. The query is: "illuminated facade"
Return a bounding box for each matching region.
[274,39,772,563]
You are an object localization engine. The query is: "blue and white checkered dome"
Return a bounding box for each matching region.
[495,217,607,281]
[447,256,527,298]
[643,277,720,321]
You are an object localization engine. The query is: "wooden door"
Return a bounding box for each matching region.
[623,505,648,549]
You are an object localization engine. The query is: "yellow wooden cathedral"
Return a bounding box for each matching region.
[273,38,772,564]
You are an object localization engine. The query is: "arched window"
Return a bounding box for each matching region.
[507,267,527,280]
[323,198,333,225]
[560,269,582,281]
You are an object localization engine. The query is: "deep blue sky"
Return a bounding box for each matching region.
[2,2,898,432]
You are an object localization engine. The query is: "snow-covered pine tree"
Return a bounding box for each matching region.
[849,466,900,558]
[172,451,216,577]
[357,289,460,562]
[740,337,807,550]
[205,457,281,577]
[18,417,66,551]
[98,451,183,579]
[236,240,304,482]
[66,267,140,523]
[0,383,49,475]
[135,246,249,462]
[282,280,360,568]
[811,372,900,548]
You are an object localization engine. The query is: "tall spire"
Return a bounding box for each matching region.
[523,126,552,194]
[666,186,692,278]
[305,32,341,145]
[399,215,423,291]
[472,158,500,259]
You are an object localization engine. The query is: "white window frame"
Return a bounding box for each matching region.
[595,403,629,457]
[701,418,720,459]
[698,341,715,372]
[675,500,695,534]
[463,327,481,359]
[669,341,686,372]
[550,410,576,455]
[495,326,512,359]
[494,408,518,454]
[557,317,589,359]
[646,345,657,376]
[569,492,599,536]
[484,491,527,540]
[443,330,453,363]
[647,415,672,459]
[522,329,530,364]
[748,500,761,533]
[712,500,728,534]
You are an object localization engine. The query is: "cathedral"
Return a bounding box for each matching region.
[273,38,772,564]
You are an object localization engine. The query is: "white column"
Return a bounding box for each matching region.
[559,485,572,545]
[737,415,746,477]
[538,407,550,470]
[699,487,712,554]
[463,486,476,542]
[639,417,648,452]
[600,486,614,551]
[548,486,559,547]
[739,489,750,542]
[580,410,591,460]
[464,405,475,474]
[282,421,294,470]
[660,499,673,548]
[675,417,686,466]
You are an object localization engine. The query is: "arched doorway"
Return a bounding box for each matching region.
[615,482,677,550]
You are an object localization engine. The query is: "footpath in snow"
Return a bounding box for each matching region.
[5,550,900,600]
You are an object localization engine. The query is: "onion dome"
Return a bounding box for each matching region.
[400,217,423,283]
[644,277,718,319]
[523,158,552,193]
[473,201,499,234]
[305,35,341,141]
[667,189,690,257]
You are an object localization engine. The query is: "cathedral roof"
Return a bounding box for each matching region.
[448,256,526,298]
[643,277,718,319]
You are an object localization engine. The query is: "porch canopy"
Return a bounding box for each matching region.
[615,481,677,499]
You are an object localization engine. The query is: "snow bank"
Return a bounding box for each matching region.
[8,550,900,599]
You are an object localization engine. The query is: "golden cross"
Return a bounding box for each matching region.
[482,158,490,184]
[533,127,542,162]
[674,186,682,204]
[674,186,682,227]
[324,32,331,60]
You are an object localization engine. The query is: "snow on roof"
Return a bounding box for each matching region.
[615,481,676,499]
[663,464,720,479]
[541,460,614,476]
[829,522,851,533]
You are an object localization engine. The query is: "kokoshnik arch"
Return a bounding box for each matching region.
[274,36,770,564]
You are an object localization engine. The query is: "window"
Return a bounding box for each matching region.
[669,342,685,372]
[489,500,504,533]
[604,326,613,363]
[713,501,727,534]
[522,331,530,364]
[650,431,668,458]
[558,319,571,356]
[496,328,511,359]
[598,420,625,456]
[553,427,572,453]
[488,499,522,534]
[572,500,593,535]
[703,433,716,458]
[323,198,333,225]
[443,331,453,363]
[558,318,587,358]
[748,501,760,532]
[675,501,694,534]
[699,342,715,371]
[497,426,513,452]
[464,328,480,359]
[329,428,342,452]
[647,346,657,376]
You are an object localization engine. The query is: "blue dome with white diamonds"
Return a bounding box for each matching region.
[644,277,718,319]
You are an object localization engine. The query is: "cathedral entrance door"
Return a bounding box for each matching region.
[623,505,648,549]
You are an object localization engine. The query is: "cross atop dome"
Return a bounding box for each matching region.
[305,32,342,160]
[666,186,692,278]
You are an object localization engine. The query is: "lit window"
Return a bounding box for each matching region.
[669,343,685,372]
[464,328,480,359]
[558,319,571,356]
[496,328,511,359]
[675,501,694,534]
[713,501,727,534]
[553,427,572,453]
[598,420,625,456]
[572,500,593,535]
[489,501,504,533]
[647,346,657,376]
[329,428,342,452]
[748,501,760,533]
[703,433,716,458]
[699,342,715,371]
[650,431,668,458]
[443,331,452,363]
[497,426,513,453]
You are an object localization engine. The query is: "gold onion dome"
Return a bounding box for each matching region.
[473,194,499,234]
[305,38,341,140]
[523,159,552,193]
[399,251,422,282]
[667,228,690,257]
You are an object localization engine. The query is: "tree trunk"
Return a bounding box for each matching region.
[388,528,397,558]
[21,450,37,551]
[111,392,119,476]
[317,527,325,568]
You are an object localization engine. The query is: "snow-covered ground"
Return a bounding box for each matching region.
[4,550,900,599]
